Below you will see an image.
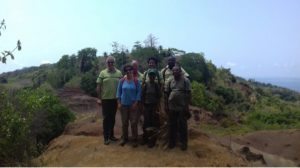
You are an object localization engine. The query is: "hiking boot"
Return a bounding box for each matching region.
[132,140,138,148]
[148,142,155,148]
[168,143,175,149]
[140,138,148,145]
[104,139,110,145]
[120,139,128,146]
[180,144,187,151]
[109,136,119,141]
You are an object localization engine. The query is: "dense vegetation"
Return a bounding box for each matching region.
[1,34,300,165]
[0,86,74,166]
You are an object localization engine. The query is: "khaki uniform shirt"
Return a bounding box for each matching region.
[161,66,189,91]
[166,76,191,111]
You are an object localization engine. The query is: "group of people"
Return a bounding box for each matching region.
[96,55,191,151]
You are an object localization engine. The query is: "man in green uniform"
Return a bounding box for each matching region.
[161,56,189,91]
[96,56,122,145]
[165,62,191,151]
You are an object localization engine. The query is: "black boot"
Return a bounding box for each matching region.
[180,143,187,151]
[132,139,138,148]
[120,138,128,146]
[104,139,110,145]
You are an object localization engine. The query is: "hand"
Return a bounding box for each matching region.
[185,111,192,120]
[131,101,138,111]
[117,101,121,110]
[96,99,101,104]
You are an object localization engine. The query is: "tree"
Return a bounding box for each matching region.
[180,53,210,85]
[78,48,97,73]
[0,19,22,63]
[144,33,158,48]
[111,41,120,53]
[133,41,142,50]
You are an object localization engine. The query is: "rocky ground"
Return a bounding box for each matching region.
[35,88,299,166]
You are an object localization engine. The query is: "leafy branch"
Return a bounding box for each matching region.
[0,19,22,64]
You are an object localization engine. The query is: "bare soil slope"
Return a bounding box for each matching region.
[36,89,300,167]
[36,88,248,166]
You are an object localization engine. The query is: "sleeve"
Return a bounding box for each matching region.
[185,78,192,103]
[96,71,104,84]
[158,71,163,86]
[165,80,171,94]
[116,80,122,100]
[136,80,142,101]
[117,70,123,79]
[138,72,144,81]
[142,71,147,82]
[181,67,189,78]
[186,78,191,91]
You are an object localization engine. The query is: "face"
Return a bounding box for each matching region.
[172,66,181,78]
[132,61,138,71]
[168,58,176,69]
[124,67,133,77]
[106,58,115,70]
[148,60,156,68]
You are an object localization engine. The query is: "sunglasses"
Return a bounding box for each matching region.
[107,61,114,64]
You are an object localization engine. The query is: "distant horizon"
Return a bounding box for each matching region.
[250,77,300,93]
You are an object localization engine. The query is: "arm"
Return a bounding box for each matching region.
[132,81,142,109]
[185,79,192,119]
[96,84,102,101]
[116,79,122,102]
[96,72,103,100]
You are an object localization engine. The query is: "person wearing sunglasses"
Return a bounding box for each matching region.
[117,64,142,147]
[96,56,122,145]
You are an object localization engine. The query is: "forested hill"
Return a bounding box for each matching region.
[1,44,300,166]
[1,45,300,103]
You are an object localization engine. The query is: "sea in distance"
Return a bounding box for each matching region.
[252,77,300,93]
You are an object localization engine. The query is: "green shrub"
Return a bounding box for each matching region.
[215,86,235,104]
[191,81,224,114]
[80,72,97,97]
[0,88,74,166]
[191,81,206,107]
[246,109,300,130]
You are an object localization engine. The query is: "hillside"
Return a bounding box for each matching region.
[35,88,299,166]
[36,88,248,166]
[1,46,300,166]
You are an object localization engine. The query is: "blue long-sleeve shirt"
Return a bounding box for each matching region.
[117,79,141,106]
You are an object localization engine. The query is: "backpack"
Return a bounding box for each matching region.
[142,69,161,89]
[142,81,161,103]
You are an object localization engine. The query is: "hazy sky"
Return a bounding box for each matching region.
[1,0,300,78]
